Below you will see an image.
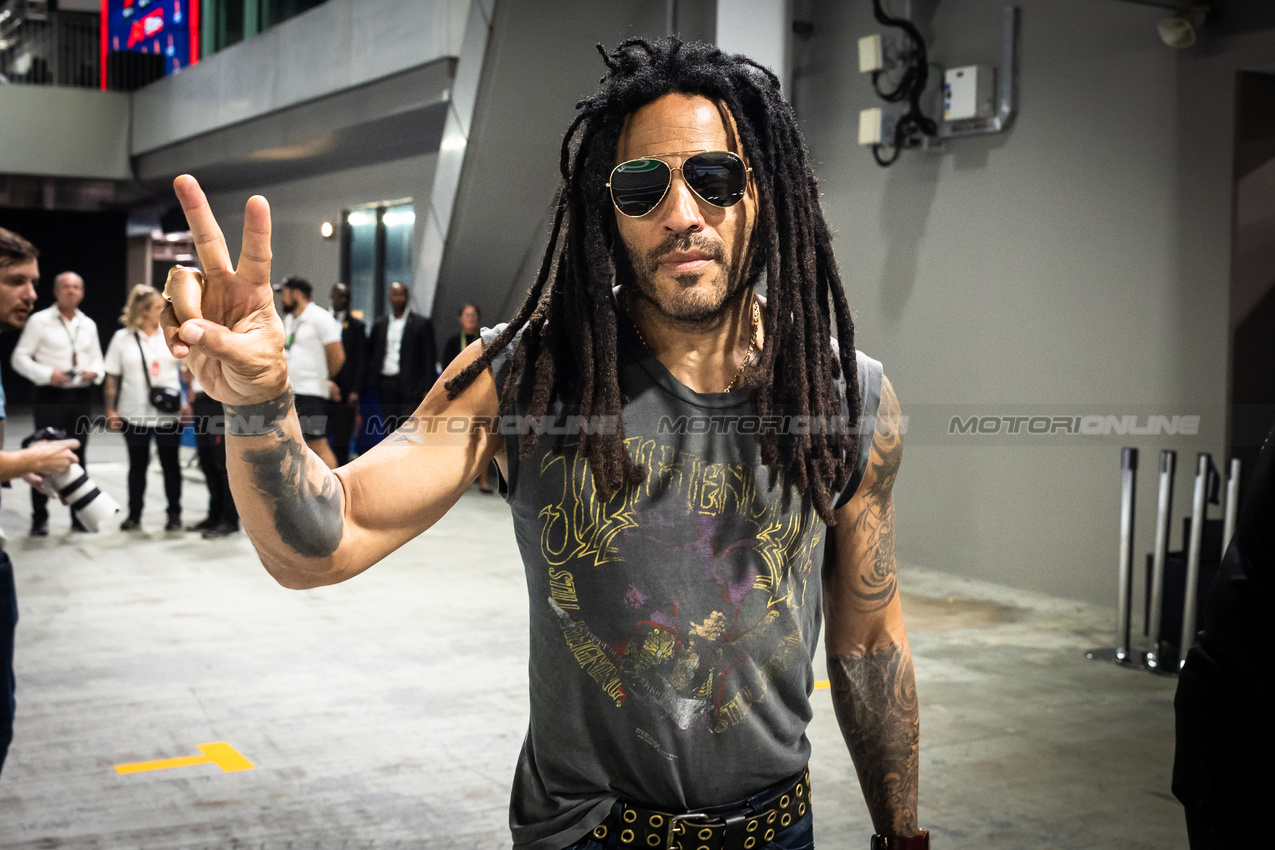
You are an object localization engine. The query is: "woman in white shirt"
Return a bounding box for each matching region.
[104,285,188,531]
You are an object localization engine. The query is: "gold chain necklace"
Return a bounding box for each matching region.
[628,295,761,393]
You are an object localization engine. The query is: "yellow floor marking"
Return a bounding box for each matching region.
[115,742,255,775]
[814,679,830,690]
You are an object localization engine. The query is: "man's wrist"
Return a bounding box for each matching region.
[224,389,295,437]
[871,828,929,849]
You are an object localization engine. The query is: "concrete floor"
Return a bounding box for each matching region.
[0,423,1189,848]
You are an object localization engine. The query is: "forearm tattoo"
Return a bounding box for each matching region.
[829,646,920,836]
[227,391,344,559]
[224,390,294,437]
[848,382,903,611]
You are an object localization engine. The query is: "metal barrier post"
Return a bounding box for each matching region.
[1221,458,1241,560]
[1144,450,1175,671]
[1116,448,1137,661]
[1087,447,1138,665]
[1178,453,1210,670]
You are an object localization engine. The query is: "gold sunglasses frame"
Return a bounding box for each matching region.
[606,149,753,218]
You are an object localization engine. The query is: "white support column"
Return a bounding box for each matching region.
[414,0,495,317]
[713,0,791,93]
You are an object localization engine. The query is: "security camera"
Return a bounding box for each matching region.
[1158,4,1210,48]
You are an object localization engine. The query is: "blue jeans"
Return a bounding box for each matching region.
[0,551,16,777]
[561,773,815,850]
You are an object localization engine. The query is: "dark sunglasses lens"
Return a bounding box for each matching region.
[610,159,671,216]
[684,152,746,207]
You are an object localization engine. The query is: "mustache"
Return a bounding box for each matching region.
[644,233,727,268]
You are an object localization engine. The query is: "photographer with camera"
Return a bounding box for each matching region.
[11,270,104,536]
[103,284,189,532]
[0,228,82,776]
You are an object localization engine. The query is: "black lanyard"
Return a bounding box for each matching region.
[59,315,79,368]
[133,332,159,387]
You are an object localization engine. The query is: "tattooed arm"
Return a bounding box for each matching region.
[220,342,503,588]
[161,175,503,590]
[823,374,920,837]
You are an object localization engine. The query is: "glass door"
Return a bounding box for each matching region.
[340,200,414,322]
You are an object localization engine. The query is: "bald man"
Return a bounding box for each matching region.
[366,282,436,437]
[11,271,105,535]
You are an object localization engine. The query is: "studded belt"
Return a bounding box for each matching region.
[587,766,810,850]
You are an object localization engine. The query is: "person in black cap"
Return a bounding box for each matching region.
[277,276,344,467]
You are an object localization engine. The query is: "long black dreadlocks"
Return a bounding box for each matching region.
[445,37,861,526]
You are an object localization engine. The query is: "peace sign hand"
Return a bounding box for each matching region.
[161,174,289,406]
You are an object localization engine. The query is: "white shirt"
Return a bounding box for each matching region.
[103,327,183,425]
[382,314,407,377]
[283,301,342,398]
[11,305,106,387]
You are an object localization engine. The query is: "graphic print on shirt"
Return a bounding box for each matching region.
[537,435,823,735]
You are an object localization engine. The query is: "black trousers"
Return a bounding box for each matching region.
[326,398,357,466]
[31,385,92,523]
[1173,649,1275,848]
[122,422,182,521]
[192,394,237,525]
[0,551,15,777]
[377,374,420,436]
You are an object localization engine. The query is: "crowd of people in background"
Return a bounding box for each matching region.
[0,221,493,782]
[4,238,493,536]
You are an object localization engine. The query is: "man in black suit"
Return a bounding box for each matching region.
[366,281,437,437]
[326,283,366,465]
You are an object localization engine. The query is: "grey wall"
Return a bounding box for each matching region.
[206,152,438,313]
[791,0,1275,603]
[0,86,131,180]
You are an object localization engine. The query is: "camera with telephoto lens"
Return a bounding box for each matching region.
[21,427,121,532]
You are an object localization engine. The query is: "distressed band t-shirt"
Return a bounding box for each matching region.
[481,323,883,850]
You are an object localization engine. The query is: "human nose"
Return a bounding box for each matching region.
[658,168,705,233]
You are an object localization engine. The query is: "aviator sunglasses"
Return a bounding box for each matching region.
[607,150,752,218]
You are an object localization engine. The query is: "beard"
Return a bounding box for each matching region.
[624,232,752,326]
[0,312,27,333]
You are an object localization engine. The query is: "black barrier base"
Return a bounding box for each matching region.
[1084,647,1136,665]
[1084,647,1183,675]
[1138,652,1181,676]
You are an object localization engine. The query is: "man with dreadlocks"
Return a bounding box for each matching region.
[161,37,925,850]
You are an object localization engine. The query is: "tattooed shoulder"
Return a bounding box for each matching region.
[868,375,903,498]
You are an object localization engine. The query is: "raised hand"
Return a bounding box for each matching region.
[161,175,288,406]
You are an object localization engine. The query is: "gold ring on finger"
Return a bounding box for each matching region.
[163,265,206,302]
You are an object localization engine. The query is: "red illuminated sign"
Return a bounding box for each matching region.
[100,0,199,89]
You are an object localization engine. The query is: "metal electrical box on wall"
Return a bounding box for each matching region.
[944,65,995,121]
